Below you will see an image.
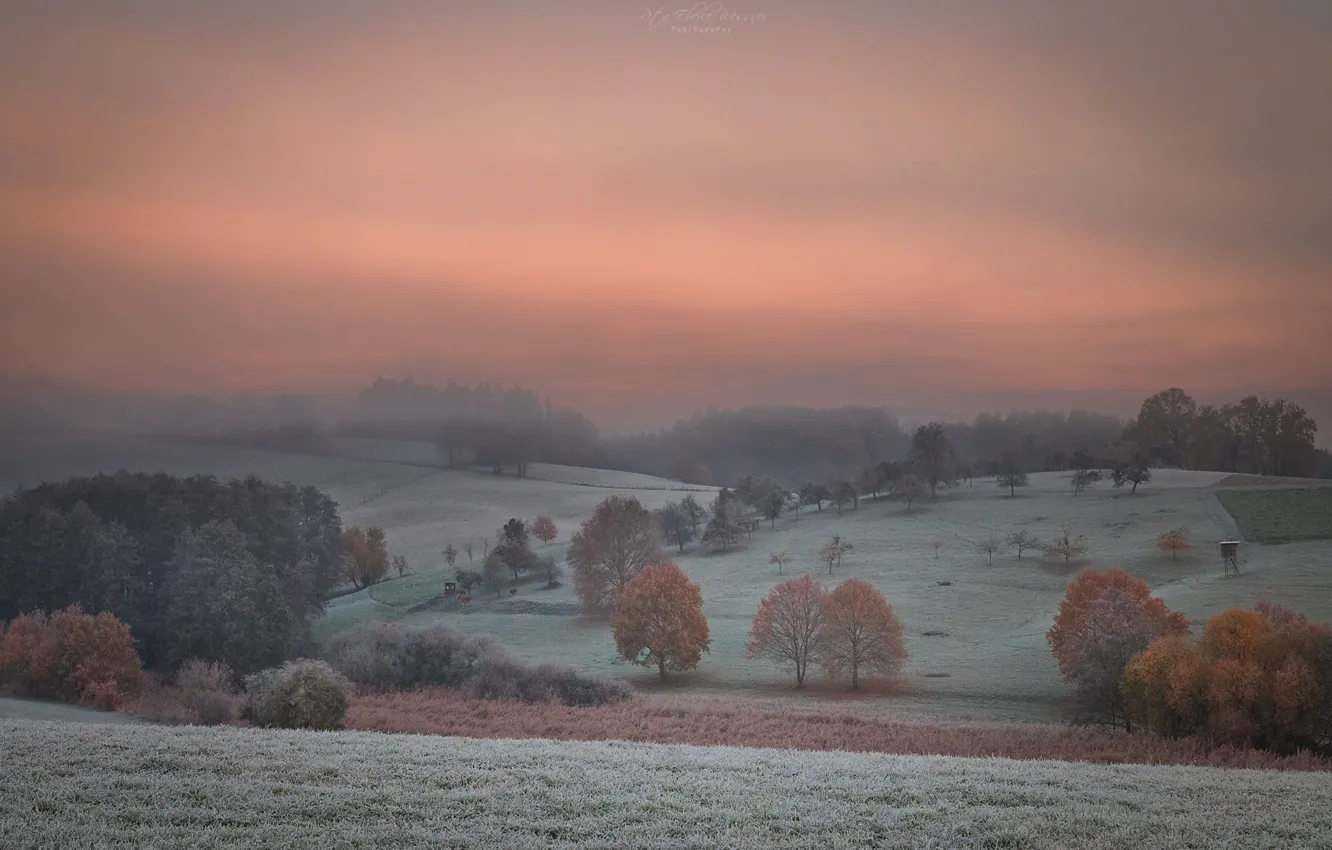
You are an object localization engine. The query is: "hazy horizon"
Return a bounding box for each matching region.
[3,2,1331,431]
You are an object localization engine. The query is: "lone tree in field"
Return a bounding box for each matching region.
[393,555,409,577]
[747,576,827,687]
[909,422,955,498]
[1071,469,1101,495]
[768,550,792,575]
[1157,527,1192,561]
[762,490,786,529]
[976,533,1002,566]
[1006,529,1039,560]
[568,495,664,615]
[1046,568,1189,730]
[1110,453,1152,494]
[494,518,539,581]
[680,494,706,536]
[817,535,852,575]
[996,453,1029,497]
[890,474,928,513]
[930,539,944,560]
[611,562,710,681]
[443,544,458,567]
[701,489,746,552]
[655,502,695,554]
[463,542,473,562]
[820,579,908,690]
[532,515,558,546]
[1044,524,1089,567]
[342,525,391,589]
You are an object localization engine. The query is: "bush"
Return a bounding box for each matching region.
[325,623,628,707]
[244,660,350,730]
[177,660,239,725]
[0,606,144,709]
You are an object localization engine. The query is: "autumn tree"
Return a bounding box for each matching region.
[532,515,558,546]
[656,502,695,554]
[567,496,663,614]
[747,576,826,687]
[890,474,927,513]
[342,525,391,589]
[1043,524,1088,566]
[701,489,746,552]
[1006,529,1039,560]
[611,562,710,681]
[976,534,1001,566]
[1129,387,1198,469]
[1157,527,1192,561]
[1071,469,1101,495]
[1046,568,1189,730]
[0,606,144,707]
[909,422,954,498]
[768,550,792,575]
[761,490,786,529]
[673,456,714,486]
[820,579,907,690]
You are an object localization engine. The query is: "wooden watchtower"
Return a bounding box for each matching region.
[1220,541,1240,577]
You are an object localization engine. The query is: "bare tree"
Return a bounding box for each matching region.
[1006,529,1039,560]
[930,539,944,560]
[1044,524,1089,566]
[1071,469,1101,495]
[762,490,785,529]
[817,535,852,575]
[656,502,695,554]
[567,495,664,614]
[443,544,458,567]
[768,550,793,575]
[463,541,473,563]
[890,474,928,513]
[747,576,826,688]
[680,494,706,536]
[976,534,1002,566]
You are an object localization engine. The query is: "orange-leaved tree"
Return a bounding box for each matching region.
[342,525,390,589]
[1156,527,1192,561]
[1122,603,1331,752]
[532,515,558,546]
[819,579,907,690]
[747,576,826,687]
[1046,568,1189,729]
[569,496,663,615]
[611,562,710,681]
[0,605,143,708]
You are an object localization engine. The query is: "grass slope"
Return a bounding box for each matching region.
[1215,487,1332,544]
[4,719,1330,850]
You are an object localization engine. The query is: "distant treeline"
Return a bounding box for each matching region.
[600,406,1128,486]
[0,473,343,672]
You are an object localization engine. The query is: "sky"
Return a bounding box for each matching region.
[2,1,1331,428]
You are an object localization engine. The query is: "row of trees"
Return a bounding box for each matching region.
[1048,569,1332,753]
[0,473,344,672]
[1127,388,1321,477]
[748,576,907,688]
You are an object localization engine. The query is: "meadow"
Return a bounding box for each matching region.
[1214,486,1332,544]
[4,435,1332,723]
[5,718,1331,850]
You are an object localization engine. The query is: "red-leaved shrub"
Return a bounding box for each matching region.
[0,606,143,709]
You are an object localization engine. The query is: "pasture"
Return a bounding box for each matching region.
[1214,487,1332,544]
[5,436,1332,723]
[5,719,1331,849]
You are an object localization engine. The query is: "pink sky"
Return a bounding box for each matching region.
[2,2,1330,426]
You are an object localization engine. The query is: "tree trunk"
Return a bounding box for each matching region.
[850,662,859,690]
[658,658,667,681]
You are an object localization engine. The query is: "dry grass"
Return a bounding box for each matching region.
[7,718,1332,849]
[346,689,1331,771]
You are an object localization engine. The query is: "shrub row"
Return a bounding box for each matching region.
[0,606,143,709]
[325,623,629,707]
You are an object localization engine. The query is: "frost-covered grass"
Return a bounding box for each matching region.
[1216,487,1332,543]
[3,719,1330,850]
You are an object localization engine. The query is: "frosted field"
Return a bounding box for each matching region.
[3,719,1329,850]
[5,436,1332,722]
